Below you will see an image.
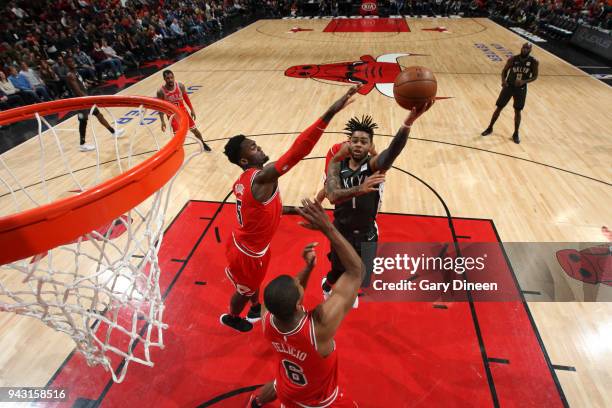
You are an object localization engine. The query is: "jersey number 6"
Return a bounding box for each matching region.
[282,360,307,386]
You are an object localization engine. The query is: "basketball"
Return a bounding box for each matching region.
[393,66,437,110]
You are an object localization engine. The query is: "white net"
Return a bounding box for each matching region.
[0,100,201,382]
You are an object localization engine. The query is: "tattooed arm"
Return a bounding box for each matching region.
[370,100,433,172]
[325,158,385,205]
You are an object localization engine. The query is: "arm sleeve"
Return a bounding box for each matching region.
[182,87,194,111]
[274,118,329,175]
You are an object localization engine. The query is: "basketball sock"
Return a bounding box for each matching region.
[247,303,262,323]
[79,120,87,144]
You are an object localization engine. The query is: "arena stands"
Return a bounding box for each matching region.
[0,0,609,142]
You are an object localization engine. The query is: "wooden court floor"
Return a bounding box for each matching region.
[0,18,611,407]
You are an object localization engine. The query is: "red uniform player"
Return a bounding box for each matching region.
[157,69,211,152]
[248,199,363,407]
[262,309,348,408]
[220,86,359,333]
[225,167,282,296]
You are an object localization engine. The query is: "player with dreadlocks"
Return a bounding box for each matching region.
[322,101,434,306]
[315,115,378,203]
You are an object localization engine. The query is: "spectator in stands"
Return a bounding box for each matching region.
[18,61,53,101]
[448,0,462,15]
[100,38,137,70]
[0,70,36,104]
[9,2,28,20]
[38,59,64,98]
[7,65,50,102]
[433,0,446,16]
[72,46,100,85]
[170,18,186,39]
[52,55,70,80]
[413,0,423,15]
[0,88,24,110]
[91,41,123,78]
[21,49,40,68]
[56,30,78,53]
[331,1,340,16]
[468,0,483,16]
[114,34,141,67]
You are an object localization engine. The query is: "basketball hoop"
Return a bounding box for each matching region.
[0,96,199,382]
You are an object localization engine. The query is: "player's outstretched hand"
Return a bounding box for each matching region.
[302,242,318,267]
[296,198,334,233]
[327,85,361,115]
[191,111,197,120]
[404,99,435,126]
[358,172,386,195]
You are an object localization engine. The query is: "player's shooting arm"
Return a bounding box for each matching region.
[253,86,360,186]
[295,200,363,343]
[370,100,433,172]
[370,125,410,172]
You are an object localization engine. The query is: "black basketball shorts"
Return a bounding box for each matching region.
[496,86,527,110]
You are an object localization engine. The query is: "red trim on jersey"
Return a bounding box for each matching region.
[308,315,317,350]
[231,168,282,255]
[232,232,270,257]
[270,311,308,336]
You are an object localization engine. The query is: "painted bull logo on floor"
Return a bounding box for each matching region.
[556,227,612,286]
[285,53,424,98]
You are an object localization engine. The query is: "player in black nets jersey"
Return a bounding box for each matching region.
[65,56,125,152]
[322,102,433,306]
[481,42,539,144]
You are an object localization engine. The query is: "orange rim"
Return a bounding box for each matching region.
[0,96,189,265]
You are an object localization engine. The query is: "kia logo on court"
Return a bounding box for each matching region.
[361,2,377,11]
